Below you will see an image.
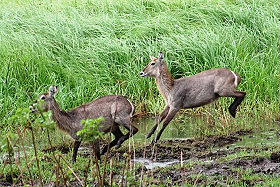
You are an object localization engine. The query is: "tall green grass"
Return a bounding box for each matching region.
[0,0,279,125]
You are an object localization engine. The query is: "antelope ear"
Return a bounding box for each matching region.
[158,52,164,62]
[49,85,58,97]
[150,56,158,61]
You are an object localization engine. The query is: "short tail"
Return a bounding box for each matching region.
[126,98,135,118]
[230,70,241,87]
[236,72,242,85]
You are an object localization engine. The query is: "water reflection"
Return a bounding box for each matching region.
[133,158,180,169]
[132,117,194,141]
[230,130,280,148]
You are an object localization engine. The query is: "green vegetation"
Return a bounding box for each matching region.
[0,0,279,186]
[1,105,279,186]
[78,118,105,141]
[0,0,279,126]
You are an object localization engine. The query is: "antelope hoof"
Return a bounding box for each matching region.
[100,148,107,155]
[72,157,77,163]
[116,138,124,149]
[229,108,237,118]
[151,138,158,145]
[146,132,153,139]
[115,143,121,149]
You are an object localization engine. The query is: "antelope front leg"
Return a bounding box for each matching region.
[153,107,180,143]
[72,139,81,163]
[146,106,170,139]
[93,139,101,160]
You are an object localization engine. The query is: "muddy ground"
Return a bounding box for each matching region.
[131,130,251,161]
[146,154,280,186]
[77,129,280,186]
[112,129,280,186]
[1,129,279,186]
[53,129,280,186]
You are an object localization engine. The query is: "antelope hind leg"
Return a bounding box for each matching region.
[101,127,124,155]
[116,122,138,149]
[228,91,246,118]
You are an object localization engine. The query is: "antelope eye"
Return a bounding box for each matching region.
[40,95,46,100]
[151,62,156,66]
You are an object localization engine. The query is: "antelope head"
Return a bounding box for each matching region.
[30,85,58,113]
[140,52,164,77]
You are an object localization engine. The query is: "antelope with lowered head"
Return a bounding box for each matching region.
[140,52,246,143]
[30,85,138,162]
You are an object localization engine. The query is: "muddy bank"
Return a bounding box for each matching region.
[1,129,279,186]
[42,129,255,161]
[149,152,280,186]
[130,130,252,161]
[129,129,280,186]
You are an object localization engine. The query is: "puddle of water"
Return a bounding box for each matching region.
[133,158,180,170]
[131,116,279,169]
[1,115,278,169]
[132,117,194,141]
[230,130,280,149]
[0,146,33,163]
[133,116,279,145]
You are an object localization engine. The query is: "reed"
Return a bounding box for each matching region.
[0,0,279,126]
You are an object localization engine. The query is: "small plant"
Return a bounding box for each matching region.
[4,107,41,186]
[8,108,32,128]
[35,110,67,186]
[0,131,18,157]
[0,130,18,184]
[4,104,66,186]
[77,117,105,142]
[35,111,56,131]
[77,117,106,186]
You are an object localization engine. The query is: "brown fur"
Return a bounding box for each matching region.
[156,61,174,101]
[140,53,246,143]
[31,86,138,162]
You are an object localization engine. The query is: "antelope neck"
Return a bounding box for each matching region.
[50,100,75,134]
[155,67,174,101]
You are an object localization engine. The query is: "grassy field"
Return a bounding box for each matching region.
[0,0,279,186]
[0,0,279,127]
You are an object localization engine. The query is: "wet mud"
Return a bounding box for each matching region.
[149,153,280,186]
[130,129,280,186]
[130,130,252,161]
[2,129,278,186]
